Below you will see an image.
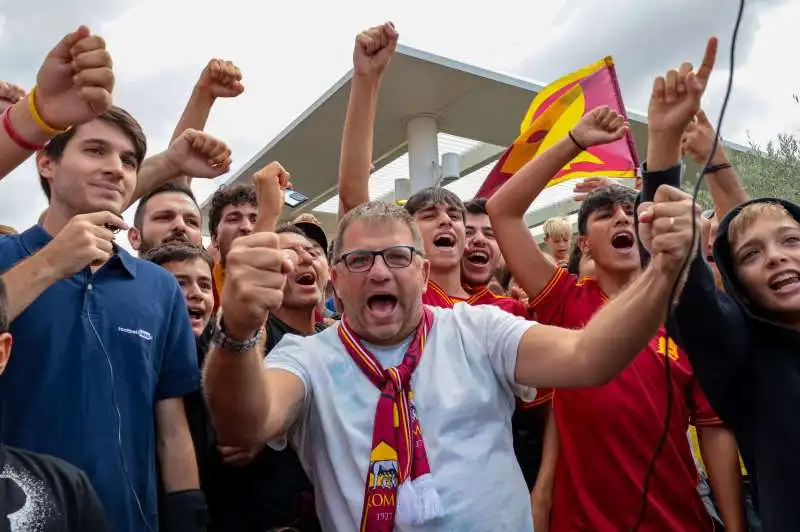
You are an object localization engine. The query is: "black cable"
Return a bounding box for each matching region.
[630,1,746,529]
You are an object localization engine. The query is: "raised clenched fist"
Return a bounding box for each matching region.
[636,185,702,278]
[253,161,292,233]
[681,109,728,166]
[197,59,244,99]
[353,22,398,78]
[220,232,293,341]
[165,129,232,179]
[35,26,115,131]
[570,106,629,149]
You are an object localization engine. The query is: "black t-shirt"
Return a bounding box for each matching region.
[205,315,326,532]
[0,444,109,531]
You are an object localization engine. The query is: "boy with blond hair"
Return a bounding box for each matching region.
[542,217,572,267]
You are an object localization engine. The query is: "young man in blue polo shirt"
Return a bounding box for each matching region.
[0,106,230,531]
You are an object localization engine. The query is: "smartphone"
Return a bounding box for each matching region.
[284,190,309,208]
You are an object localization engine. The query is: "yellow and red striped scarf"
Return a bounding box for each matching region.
[338,307,442,531]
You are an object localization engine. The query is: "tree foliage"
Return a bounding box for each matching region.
[729,134,800,204]
[679,133,800,210]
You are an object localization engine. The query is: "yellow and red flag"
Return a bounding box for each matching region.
[475,56,639,199]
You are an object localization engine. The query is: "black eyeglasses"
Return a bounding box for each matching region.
[336,245,423,273]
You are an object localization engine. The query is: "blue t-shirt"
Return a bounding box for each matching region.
[0,225,199,532]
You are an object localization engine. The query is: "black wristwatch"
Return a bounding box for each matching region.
[211,313,263,352]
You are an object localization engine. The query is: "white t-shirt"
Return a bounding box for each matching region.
[266,303,537,532]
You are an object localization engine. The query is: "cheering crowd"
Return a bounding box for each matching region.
[0,19,797,532]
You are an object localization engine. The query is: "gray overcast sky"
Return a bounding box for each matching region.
[1,0,797,244]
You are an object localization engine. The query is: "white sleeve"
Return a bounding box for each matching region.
[452,304,538,402]
[263,334,312,450]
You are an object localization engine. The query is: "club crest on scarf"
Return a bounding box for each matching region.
[338,307,442,532]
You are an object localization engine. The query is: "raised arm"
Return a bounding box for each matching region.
[487,107,629,298]
[142,59,245,202]
[124,129,232,210]
[682,109,748,218]
[515,184,700,388]
[337,22,397,219]
[643,37,750,414]
[0,26,114,179]
[203,175,305,447]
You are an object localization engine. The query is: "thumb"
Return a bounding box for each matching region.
[280,251,296,275]
[49,26,90,59]
[637,201,655,223]
[653,184,688,204]
[696,109,712,127]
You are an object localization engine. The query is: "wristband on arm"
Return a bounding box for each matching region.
[634,162,683,268]
[161,489,209,532]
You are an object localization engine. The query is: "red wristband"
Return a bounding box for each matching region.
[2,106,47,151]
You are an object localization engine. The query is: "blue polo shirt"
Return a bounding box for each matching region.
[0,225,199,532]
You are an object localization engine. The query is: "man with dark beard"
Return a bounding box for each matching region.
[128,182,203,254]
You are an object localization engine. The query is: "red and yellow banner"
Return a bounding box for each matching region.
[476,57,639,199]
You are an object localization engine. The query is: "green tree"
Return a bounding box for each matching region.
[729,133,800,203]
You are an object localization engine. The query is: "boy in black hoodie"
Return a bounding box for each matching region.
[635,41,797,530]
[666,197,800,531]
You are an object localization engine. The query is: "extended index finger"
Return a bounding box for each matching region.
[696,37,718,84]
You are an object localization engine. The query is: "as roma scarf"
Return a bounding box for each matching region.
[338,307,442,531]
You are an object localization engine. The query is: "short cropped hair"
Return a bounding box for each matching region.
[39,106,147,201]
[142,242,213,270]
[404,186,466,221]
[207,184,256,239]
[728,202,796,247]
[543,217,571,239]
[134,182,198,230]
[332,201,424,263]
[577,185,637,235]
[464,198,488,216]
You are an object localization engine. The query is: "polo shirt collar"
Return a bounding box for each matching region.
[20,224,138,279]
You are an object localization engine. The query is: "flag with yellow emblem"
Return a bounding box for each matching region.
[475,56,639,199]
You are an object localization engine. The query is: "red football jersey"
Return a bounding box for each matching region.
[531,268,718,532]
[422,281,552,406]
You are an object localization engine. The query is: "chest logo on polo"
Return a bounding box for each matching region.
[117,327,153,341]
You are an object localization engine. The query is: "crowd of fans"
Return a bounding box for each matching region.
[0,19,795,532]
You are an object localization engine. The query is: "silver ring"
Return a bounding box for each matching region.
[669,217,675,231]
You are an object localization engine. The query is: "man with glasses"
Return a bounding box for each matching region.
[204,196,695,530]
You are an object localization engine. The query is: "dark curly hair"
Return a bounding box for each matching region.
[207,183,256,239]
